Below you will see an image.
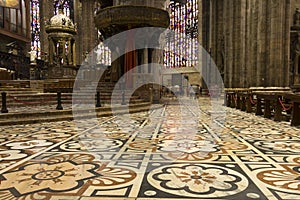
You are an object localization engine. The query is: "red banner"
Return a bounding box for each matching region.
[0,0,19,9]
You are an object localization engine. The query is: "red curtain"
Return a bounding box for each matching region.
[124,30,136,88]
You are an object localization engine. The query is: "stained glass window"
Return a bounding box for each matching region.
[54,0,74,20]
[30,0,40,58]
[164,0,199,68]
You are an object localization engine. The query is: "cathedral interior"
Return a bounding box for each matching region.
[0,0,300,199]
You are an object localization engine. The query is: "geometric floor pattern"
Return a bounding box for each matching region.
[0,98,300,199]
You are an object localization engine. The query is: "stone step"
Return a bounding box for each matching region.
[0,81,146,108]
[0,102,161,126]
[0,94,143,106]
[1,91,140,99]
[0,88,38,94]
[1,97,144,107]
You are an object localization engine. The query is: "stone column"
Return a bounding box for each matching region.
[252,0,260,87]
[260,0,270,87]
[209,0,214,53]
[268,0,290,87]
[239,0,247,87]
[216,0,224,82]
[48,38,54,64]
[269,0,280,86]
[40,0,55,57]
[72,41,76,66]
[198,0,202,46]
[282,0,290,87]
[202,0,210,50]
[232,0,240,88]
[209,0,225,86]
[225,0,234,88]
[223,0,229,87]
[78,0,97,65]
[285,0,291,87]
[212,0,292,88]
[244,0,251,87]
[200,0,210,89]
[74,0,81,65]
[67,40,72,64]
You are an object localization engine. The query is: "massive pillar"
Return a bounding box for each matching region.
[200,0,210,88]
[198,0,203,46]
[40,0,55,58]
[224,0,234,88]
[256,0,268,87]
[210,0,291,88]
[77,0,97,65]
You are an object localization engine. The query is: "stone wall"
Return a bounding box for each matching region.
[209,0,291,88]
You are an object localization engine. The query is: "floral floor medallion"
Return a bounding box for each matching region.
[0,99,299,199]
[147,163,249,198]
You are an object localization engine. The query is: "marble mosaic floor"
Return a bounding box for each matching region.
[0,98,300,199]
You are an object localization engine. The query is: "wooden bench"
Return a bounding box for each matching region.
[238,91,254,113]
[253,92,281,120]
[225,87,299,126]
[224,88,251,111]
[253,91,299,126]
[278,93,300,126]
[250,88,291,119]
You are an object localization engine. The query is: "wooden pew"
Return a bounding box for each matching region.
[290,94,300,126]
[250,88,291,120]
[225,87,299,126]
[278,93,300,126]
[253,92,282,120]
[253,91,297,124]
[238,91,253,113]
[224,88,249,109]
